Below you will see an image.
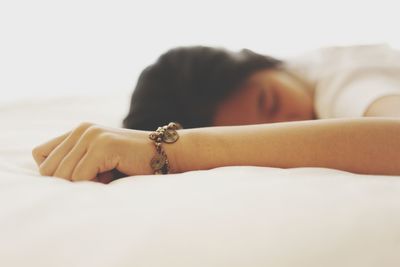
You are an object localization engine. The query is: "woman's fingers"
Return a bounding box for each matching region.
[32,122,95,167]
[38,123,95,177]
[32,122,142,182]
[53,136,88,179]
[71,152,102,181]
[32,131,71,166]
[72,144,119,182]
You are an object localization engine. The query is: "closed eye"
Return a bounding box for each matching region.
[269,89,279,115]
[258,89,265,113]
[258,88,279,116]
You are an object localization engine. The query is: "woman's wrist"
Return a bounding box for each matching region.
[161,129,187,174]
[161,128,219,174]
[145,122,185,175]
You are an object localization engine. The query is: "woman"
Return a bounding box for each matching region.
[32,44,400,182]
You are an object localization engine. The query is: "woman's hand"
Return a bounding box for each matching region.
[32,122,154,182]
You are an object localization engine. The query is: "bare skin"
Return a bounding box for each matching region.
[32,123,154,182]
[212,69,316,125]
[32,70,400,182]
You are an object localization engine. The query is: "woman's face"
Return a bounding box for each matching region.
[212,69,316,126]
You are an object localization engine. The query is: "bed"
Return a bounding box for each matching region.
[1,92,399,267]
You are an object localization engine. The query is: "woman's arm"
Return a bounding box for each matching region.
[32,117,400,182]
[166,117,400,176]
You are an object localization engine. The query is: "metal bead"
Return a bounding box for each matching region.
[169,122,182,130]
[155,143,162,153]
[163,129,179,143]
[150,153,167,171]
[149,122,180,174]
[149,132,157,140]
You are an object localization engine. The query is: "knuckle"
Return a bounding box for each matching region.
[85,125,103,136]
[76,122,95,132]
[78,121,94,129]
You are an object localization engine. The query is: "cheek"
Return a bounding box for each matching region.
[213,100,262,126]
[280,90,313,119]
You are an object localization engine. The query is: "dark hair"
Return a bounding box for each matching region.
[123,46,283,130]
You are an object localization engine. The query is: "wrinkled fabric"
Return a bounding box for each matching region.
[1,94,400,267]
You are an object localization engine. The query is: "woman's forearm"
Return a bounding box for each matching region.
[165,117,400,176]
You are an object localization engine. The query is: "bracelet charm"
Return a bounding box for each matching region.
[149,122,182,174]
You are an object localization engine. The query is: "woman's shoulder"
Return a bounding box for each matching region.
[282,43,400,85]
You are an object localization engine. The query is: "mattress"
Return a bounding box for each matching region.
[0,92,399,267]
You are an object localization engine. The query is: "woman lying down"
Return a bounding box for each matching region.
[32,44,400,183]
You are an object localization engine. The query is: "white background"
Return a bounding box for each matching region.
[1,0,399,104]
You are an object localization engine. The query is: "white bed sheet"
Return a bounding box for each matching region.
[0,93,399,267]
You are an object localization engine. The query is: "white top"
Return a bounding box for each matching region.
[283,43,400,119]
